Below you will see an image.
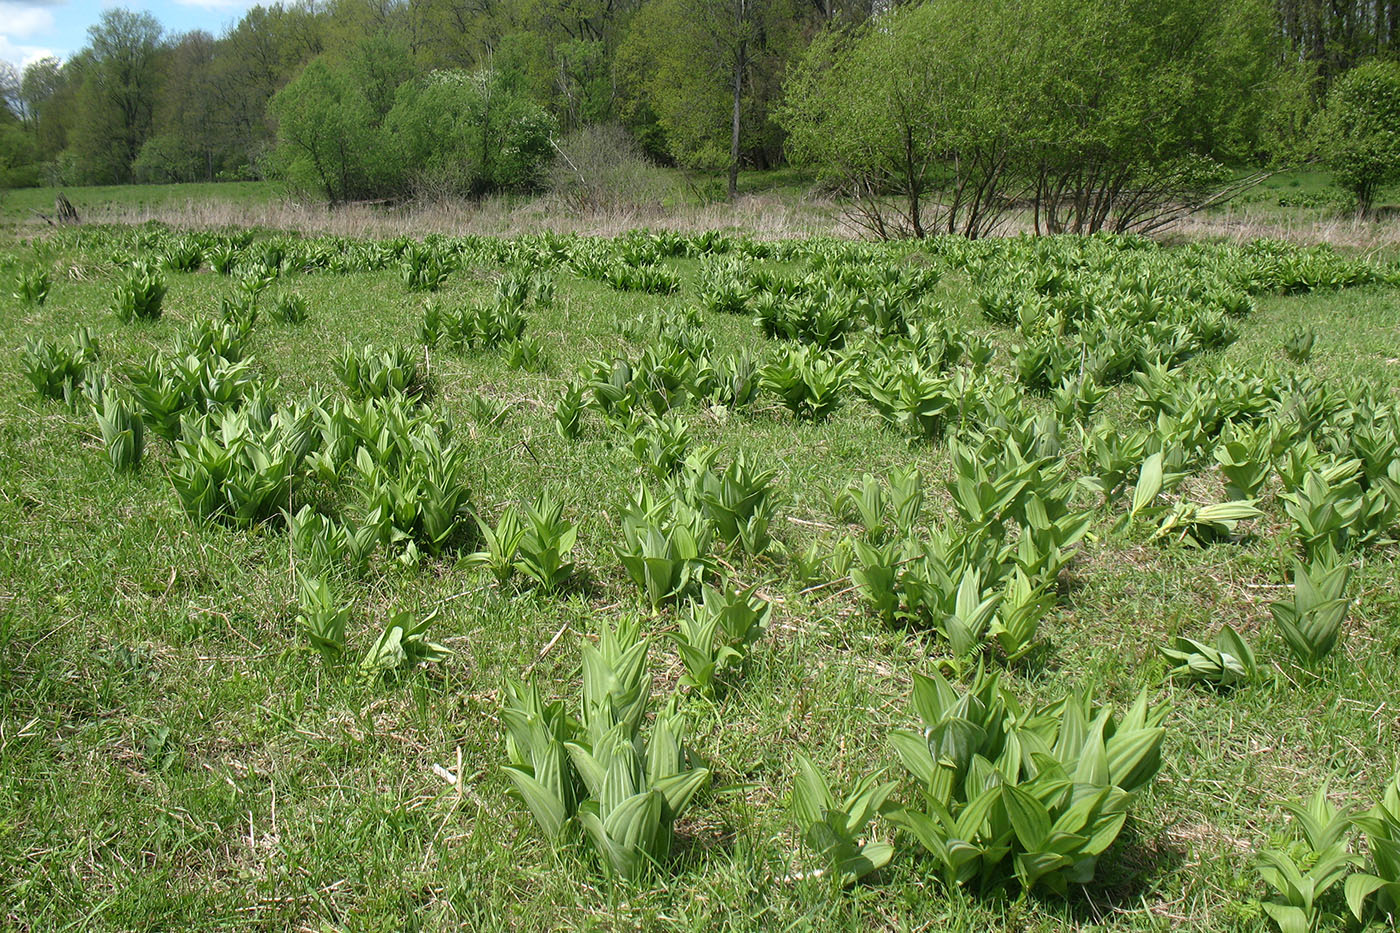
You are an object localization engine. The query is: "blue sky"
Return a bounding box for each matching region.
[1,0,258,68]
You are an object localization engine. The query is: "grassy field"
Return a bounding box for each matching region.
[2,226,1399,931]
[5,167,1394,247]
[1,182,287,225]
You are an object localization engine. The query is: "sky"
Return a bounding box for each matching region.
[1,0,258,69]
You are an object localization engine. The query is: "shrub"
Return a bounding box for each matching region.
[1318,60,1400,217]
[546,123,680,214]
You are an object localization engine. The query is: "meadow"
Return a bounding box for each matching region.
[2,223,1400,932]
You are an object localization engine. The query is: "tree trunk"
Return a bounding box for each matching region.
[728,36,746,201]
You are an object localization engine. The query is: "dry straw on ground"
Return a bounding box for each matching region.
[43,189,1400,253]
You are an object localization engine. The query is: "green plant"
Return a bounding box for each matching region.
[1347,771,1400,922]
[1282,470,1366,557]
[671,583,769,693]
[503,619,709,879]
[629,414,691,480]
[761,345,848,421]
[297,574,349,665]
[469,504,525,585]
[504,336,550,372]
[360,609,450,676]
[270,292,310,324]
[675,448,777,555]
[334,345,426,401]
[22,329,99,407]
[13,265,51,305]
[554,382,586,439]
[859,360,956,439]
[1269,554,1352,666]
[1155,498,1262,547]
[171,404,317,526]
[353,421,474,558]
[790,754,896,886]
[617,489,710,608]
[112,262,168,322]
[288,505,378,575]
[1257,784,1359,933]
[126,353,258,442]
[1214,425,1276,500]
[514,493,577,592]
[990,569,1055,663]
[94,394,144,471]
[208,243,238,275]
[1159,624,1258,688]
[1284,327,1316,363]
[886,668,1168,895]
[400,243,452,292]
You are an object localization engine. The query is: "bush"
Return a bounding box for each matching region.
[1318,60,1400,217]
[546,123,679,213]
[386,70,556,198]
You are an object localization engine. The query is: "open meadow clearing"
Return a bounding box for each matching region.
[3,225,1400,931]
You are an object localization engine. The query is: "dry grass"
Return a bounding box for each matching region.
[87,191,847,241]
[1167,204,1400,255]
[25,183,1400,258]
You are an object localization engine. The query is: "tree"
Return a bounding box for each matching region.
[1318,59,1400,216]
[269,56,383,203]
[19,57,62,137]
[781,0,1284,238]
[138,31,225,182]
[780,0,1036,237]
[385,69,556,196]
[69,9,166,183]
[618,0,804,197]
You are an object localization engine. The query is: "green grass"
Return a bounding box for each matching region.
[1,228,1398,931]
[0,181,286,224]
[1214,166,1400,221]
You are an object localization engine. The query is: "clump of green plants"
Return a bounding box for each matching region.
[1257,783,1358,933]
[289,505,378,575]
[22,328,100,407]
[352,420,474,560]
[94,394,145,471]
[269,292,310,324]
[501,618,709,879]
[334,345,427,401]
[1284,326,1317,363]
[162,239,203,272]
[504,336,550,372]
[112,262,168,322]
[761,345,848,421]
[170,403,317,526]
[885,668,1169,894]
[1269,553,1352,666]
[670,583,770,694]
[400,243,452,292]
[617,488,711,608]
[12,265,51,305]
[674,448,778,555]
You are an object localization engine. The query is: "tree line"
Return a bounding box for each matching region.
[0,0,1395,221]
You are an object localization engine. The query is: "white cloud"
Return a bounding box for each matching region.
[0,33,55,68]
[0,3,56,38]
[170,0,258,9]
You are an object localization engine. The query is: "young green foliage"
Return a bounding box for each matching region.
[790,754,896,886]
